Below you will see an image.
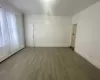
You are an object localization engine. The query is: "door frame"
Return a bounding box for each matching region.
[70,24,77,50]
[33,24,36,47]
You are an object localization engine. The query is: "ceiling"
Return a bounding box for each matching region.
[8,0,99,16]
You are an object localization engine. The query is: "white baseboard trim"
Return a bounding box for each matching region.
[75,49,100,69]
[27,44,70,47]
[0,47,25,62]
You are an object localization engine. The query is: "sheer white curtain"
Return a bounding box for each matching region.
[0,8,10,58]
[6,12,19,54]
[0,8,19,59]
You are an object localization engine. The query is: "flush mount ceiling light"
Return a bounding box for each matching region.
[42,0,54,3]
[41,0,56,4]
[40,0,57,15]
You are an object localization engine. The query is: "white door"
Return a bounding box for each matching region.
[34,24,52,47]
[71,24,77,48]
[33,24,36,47]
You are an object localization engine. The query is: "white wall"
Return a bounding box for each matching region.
[16,14,25,49]
[25,15,72,47]
[0,0,20,14]
[72,1,100,69]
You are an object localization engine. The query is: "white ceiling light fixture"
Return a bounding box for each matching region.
[40,0,56,15]
[41,0,56,4]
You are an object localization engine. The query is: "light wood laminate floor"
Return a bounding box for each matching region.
[0,48,100,80]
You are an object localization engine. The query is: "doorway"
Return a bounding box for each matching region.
[71,24,77,50]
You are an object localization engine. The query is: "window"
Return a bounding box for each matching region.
[6,12,19,53]
[0,8,19,57]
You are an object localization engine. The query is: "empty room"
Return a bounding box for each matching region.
[0,0,100,80]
